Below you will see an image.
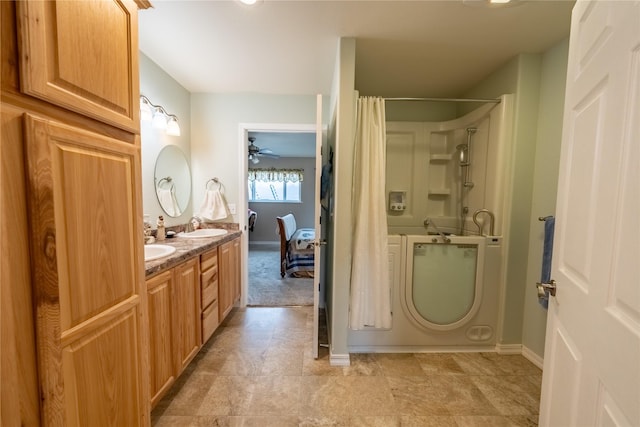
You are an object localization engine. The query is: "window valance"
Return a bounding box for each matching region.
[248,168,304,183]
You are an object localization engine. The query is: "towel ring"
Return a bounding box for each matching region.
[206,177,223,192]
[157,176,174,190]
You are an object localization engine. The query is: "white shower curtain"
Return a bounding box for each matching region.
[349,97,391,330]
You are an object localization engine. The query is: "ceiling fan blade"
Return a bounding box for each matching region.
[258,152,280,158]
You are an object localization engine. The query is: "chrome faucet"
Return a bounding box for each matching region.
[473,209,495,236]
[186,215,202,232]
[424,218,451,243]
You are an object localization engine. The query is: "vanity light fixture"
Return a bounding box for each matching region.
[152,106,168,130]
[140,94,181,137]
[166,115,181,136]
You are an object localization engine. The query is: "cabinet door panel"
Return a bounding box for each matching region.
[147,271,174,408]
[25,114,148,425]
[62,308,142,427]
[218,241,233,321]
[17,0,139,131]
[174,258,201,373]
[52,137,138,330]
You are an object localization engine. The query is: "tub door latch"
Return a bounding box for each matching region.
[536,280,557,299]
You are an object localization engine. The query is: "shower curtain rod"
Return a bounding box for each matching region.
[384,97,501,103]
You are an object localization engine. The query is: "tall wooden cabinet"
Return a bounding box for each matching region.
[1,1,149,425]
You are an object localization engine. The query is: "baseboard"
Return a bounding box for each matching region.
[248,240,278,247]
[495,343,523,354]
[522,345,544,369]
[329,352,350,366]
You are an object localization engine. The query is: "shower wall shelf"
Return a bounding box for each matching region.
[430,154,452,162]
[428,189,451,196]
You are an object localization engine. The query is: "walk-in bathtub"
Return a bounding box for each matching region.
[348,233,502,352]
[348,94,512,352]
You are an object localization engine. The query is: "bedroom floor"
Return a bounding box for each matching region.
[151,306,542,427]
[247,243,314,306]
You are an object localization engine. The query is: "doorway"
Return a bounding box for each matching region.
[239,127,317,307]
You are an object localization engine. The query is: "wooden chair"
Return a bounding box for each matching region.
[276,214,296,277]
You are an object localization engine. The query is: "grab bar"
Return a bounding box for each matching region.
[473,209,495,236]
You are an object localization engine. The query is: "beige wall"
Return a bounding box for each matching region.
[462,53,543,346]
[327,37,357,360]
[190,93,321,227]
[140,53,192,227]
[462,40,569,353]
[522,39,569,359]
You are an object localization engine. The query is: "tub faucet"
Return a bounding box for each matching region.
[423,218,451,243]
[473,209,495,236]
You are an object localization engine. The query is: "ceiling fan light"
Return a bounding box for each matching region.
[166,116,181,136]
[251,156,260,164]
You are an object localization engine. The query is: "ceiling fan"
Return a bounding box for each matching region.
[248,136,279,164]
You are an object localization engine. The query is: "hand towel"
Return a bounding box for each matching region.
[198,189,231,221]
[539,216,555,309]
[157,188,180,217]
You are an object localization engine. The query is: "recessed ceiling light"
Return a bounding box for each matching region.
[490,0,512,3]
[240,0,257,4]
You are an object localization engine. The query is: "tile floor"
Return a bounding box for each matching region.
[151,306,542,427]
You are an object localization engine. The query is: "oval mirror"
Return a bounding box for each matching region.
[154,145,191,217]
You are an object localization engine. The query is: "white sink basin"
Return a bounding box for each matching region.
[177,228,227,239]
[144,244,176,261]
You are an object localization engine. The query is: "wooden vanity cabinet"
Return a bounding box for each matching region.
[145,234,240,408]
[146,271,175,408]
[173,258,202,373]
[146,258,201,408]
[219,236,241,322]
[200,248,220,343]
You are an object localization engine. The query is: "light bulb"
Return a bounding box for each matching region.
[166,116,181,136]
[152,108,167,130]
[251,156,260,164]
[140,99,152,121]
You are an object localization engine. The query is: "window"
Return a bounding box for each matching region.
[248,168,303,203]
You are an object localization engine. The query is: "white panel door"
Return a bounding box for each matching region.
[312,94,323,359]
[539,2,640,426]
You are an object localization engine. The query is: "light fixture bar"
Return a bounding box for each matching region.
[140,94,181,137]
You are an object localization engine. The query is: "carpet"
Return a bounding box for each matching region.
[247,243,314,306]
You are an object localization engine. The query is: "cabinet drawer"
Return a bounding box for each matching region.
[201,300,219,343]
[200,265,218,308]
[200,248,218,271]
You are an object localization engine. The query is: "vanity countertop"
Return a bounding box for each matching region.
[144,229,242,277]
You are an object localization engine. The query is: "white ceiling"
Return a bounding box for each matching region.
[139,0,575,98]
